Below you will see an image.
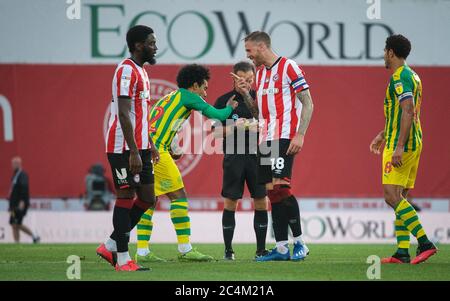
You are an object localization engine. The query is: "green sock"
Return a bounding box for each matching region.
[395,199,430,245]
[394,213,410,255]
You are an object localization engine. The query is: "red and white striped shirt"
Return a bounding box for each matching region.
[106,58,151,153]
[256,57,309,142]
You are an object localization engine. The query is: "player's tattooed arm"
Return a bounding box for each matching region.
[241,91,259,119]
[231,72,258,118]
[297,89,314,137]
[286,89,314,155]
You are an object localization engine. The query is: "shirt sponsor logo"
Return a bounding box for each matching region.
[121,79,130,88]
[262,88,279,95]
[140,90,150,99]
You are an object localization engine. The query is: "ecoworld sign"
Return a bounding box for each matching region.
[1,0,449,65]
[87,6,393,62]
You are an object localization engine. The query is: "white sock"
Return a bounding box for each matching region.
[105,238,117,252]
[117,252,131,266]
[276,241,289,254]
[293,235,305,245]
[137,248,150,256]
[178,243,192,254]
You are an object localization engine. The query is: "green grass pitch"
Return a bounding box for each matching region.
[0,243,448,281]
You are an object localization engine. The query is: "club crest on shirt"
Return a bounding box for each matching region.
[394,82,403,95]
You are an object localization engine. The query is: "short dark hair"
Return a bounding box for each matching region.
[177,64,210,89]
[385,34,411,59]
[244,31,271,47]
[126,25,154,53]
[233,61,255,74]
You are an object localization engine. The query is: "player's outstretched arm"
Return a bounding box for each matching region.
[184,94,237,121]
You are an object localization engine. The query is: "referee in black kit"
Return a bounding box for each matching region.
[213,61,269,260]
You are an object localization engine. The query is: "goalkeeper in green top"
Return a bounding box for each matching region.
[135,64,238,263]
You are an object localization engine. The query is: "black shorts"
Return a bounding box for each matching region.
[257,139,295,185]
[222,154,266,200]
[107,149,154,190]
[9,208,27,225]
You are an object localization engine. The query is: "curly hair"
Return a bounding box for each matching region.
[176,64,210,89]
[385,34,411,59]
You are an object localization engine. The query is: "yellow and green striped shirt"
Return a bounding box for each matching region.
[384,65,423,152]
[149,88,233,151]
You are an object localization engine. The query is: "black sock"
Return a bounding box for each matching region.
[129,204,149,230]
[222,209,236,250]
[111,202,152,241]
[254,210,268,251]
[112,206,131,252]
[282,195,302,237]
[271,202,289,241]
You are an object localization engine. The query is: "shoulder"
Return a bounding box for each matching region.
[116,60,137,78]
[284,58,306,76]
[180,89,205,104]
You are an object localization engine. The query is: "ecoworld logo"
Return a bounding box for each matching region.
[86,4,393,62]
[301,216,396,240]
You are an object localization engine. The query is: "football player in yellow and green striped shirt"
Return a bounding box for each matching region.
[370,34,437,264]
[135,64,238,263]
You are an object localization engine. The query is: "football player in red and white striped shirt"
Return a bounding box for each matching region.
[97,25,159,272]
[238,31,314,262]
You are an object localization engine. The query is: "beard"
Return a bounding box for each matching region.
[143,48,156,65]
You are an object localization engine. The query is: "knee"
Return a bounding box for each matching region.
[383,189,401,208]
[224,199,237,211]
[253,198,267,210]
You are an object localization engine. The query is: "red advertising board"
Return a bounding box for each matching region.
[1,64,449,197]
